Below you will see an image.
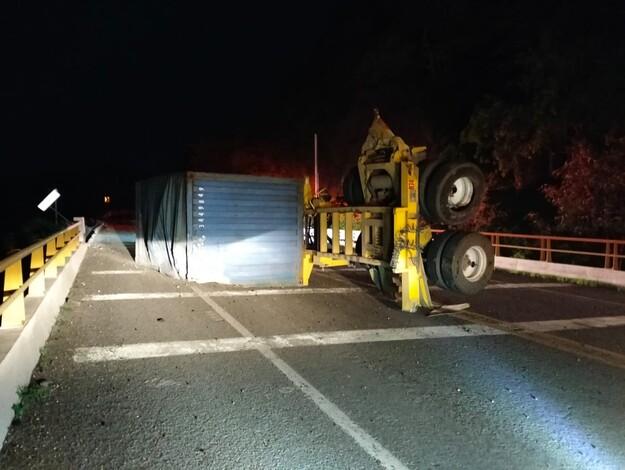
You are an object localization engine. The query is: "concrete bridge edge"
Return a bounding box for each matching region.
[495,256,625,289]
[0,242,89,449]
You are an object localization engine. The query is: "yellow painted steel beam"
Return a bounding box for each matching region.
[314,256,349,268]
[302,252,314,286]
[319,215,328,253]
[331,213,340,254]
[344,213,354,256]
[392,161,433,311]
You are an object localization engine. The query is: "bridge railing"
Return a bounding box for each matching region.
[484,232,624,271]
[0,222,82,329]
[432,229,624,271]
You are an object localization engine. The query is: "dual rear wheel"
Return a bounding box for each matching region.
[425,231,494,294]
[419,159,485,226]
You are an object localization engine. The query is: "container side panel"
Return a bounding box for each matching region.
[189,176,302,286]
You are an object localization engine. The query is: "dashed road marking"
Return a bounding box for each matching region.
[83,292,195,301]
[484,282,569,289]
[91,270,142,275]
[200,287,361,297]
[82,287,360,301]
[73,315,625,364]
[514,315,625,332]
[73,324,503,362]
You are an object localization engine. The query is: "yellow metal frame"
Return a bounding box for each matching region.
[391,160,433,311]
[302,159,434,312]
[302,112,435,312]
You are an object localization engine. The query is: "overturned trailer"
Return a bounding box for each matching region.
[135,172,303,286]
[302,111,495,312]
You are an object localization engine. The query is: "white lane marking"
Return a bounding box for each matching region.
[189,284,410,470]
[203,287,361,297]
[83,292,196,301]
[81,283,574,302]
[75,337,261,362]
[71,315,625,363]
[82,287,360,301]
[73,324,503,362]
[91,270,142,275]
[485,282,569,289]
[513,315,625,332]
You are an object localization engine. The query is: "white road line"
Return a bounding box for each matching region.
[81,283,570,302]
[73,324,503,362]
[82,287,360,301]
[203,287,361,297]
[485,282,569,289]
[513,315,625,332]
[71,315,625,363]
[74,337,262,362]
[84,293,196,301]
[189,284,410,470]
[91,270,142,275]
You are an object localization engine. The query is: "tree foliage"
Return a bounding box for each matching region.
[543,140,625,237]
[459,4,625,235]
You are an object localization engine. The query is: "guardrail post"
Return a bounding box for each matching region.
[605,242,621,271]
[1,260,26,327]
[491,234,500,256]
[55,235,67,267]
[546,238,552,262]
[604,242,612,269]
[74,217,86,242]
[28,246,46,297]
[44,240,58,279]
[540,238,546,262]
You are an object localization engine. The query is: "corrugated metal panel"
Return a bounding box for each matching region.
[188,174,303,286]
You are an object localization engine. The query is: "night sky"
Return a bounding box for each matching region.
[3,1,625,240]
[2,2,343,227]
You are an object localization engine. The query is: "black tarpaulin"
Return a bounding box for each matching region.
[135,173,188,279]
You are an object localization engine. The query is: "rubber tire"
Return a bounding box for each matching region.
[343,166,365,206]
[418,158,446,221]
[439,231,494,294]
[425,160,485,225]
[424,230,458,289]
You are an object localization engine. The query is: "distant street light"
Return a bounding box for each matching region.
[37,189,60,211]
[37,189,70,225]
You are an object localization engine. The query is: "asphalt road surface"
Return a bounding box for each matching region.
[1,227,624,469]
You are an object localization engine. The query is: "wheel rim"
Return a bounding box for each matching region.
[448,176,474,208]
[462,245,487,282]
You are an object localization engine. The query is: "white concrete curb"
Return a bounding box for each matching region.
[0,241,90,448]
[495,256,625,289]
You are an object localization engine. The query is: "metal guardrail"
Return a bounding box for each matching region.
[433,230,624,271]
[485,232,624,271]
[0,222,82,328]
